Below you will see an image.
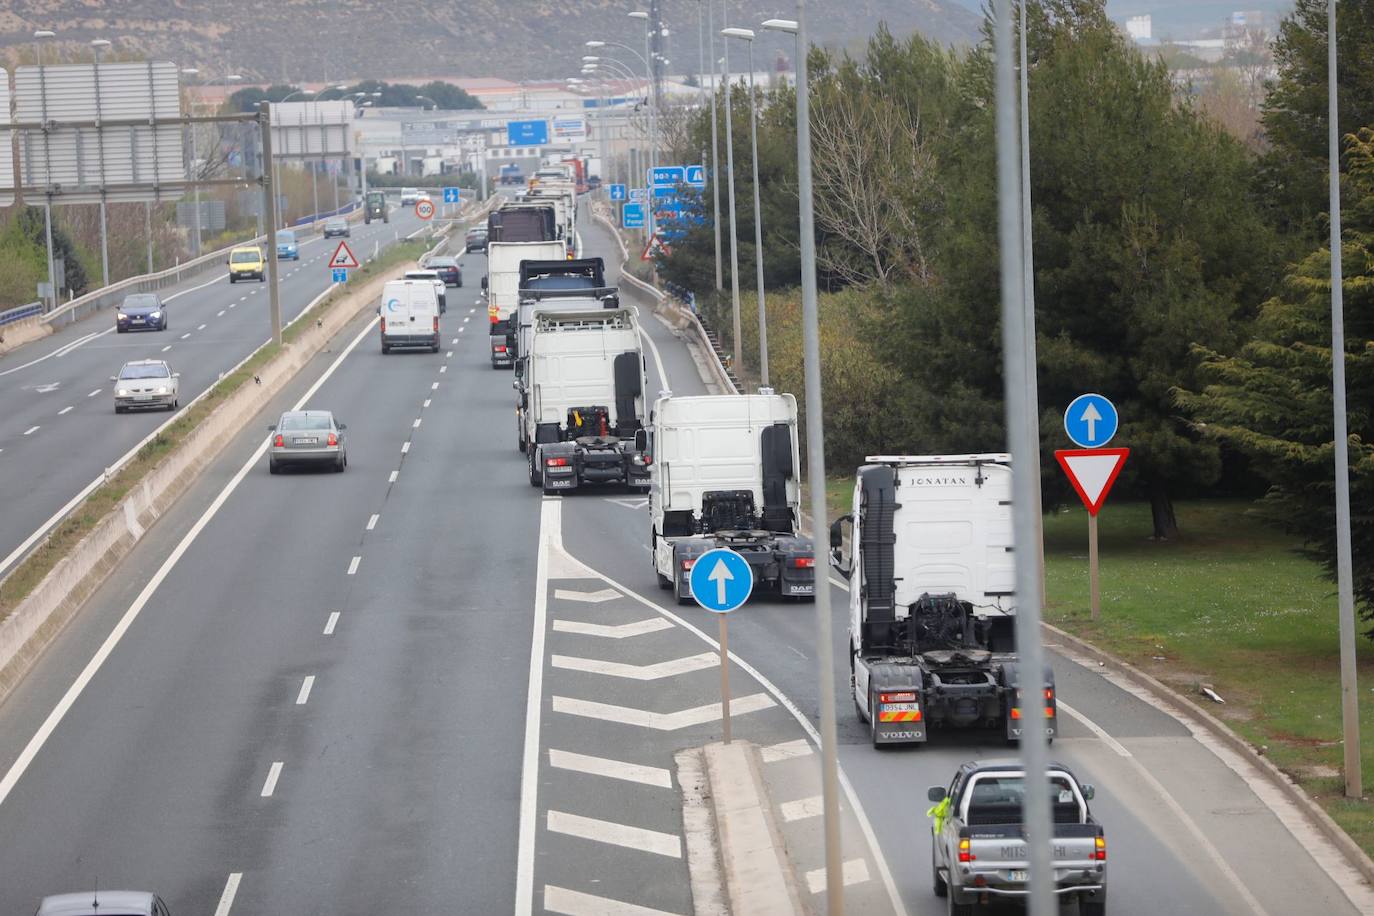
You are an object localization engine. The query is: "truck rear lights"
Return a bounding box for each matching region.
[790,556,815,568]
[494,345,508,353]
[1093,836,1106,861]
[545,457,569,467]
[879,692,916,704]
[958,838,974,863]
[681,558,695,571]
[1010,708,1021,720]
[1044,706,1056,718]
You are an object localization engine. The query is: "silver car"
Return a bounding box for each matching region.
[268,409,348,474]
[112,359,180,413]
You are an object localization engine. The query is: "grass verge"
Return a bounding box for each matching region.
[0,238,429,622]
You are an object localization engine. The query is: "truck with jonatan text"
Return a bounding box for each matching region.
[648,392,815,606]
[828,454,1057,747]
[523,306,649,495]
[484,239,567,368]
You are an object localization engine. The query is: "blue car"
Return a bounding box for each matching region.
[116,293,167,333]
[276,229,300,260]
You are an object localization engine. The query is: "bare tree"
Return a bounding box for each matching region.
[808,85,939,287]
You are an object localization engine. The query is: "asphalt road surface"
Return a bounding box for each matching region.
[0,200,1366,915]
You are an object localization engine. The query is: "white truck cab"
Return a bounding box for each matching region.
[379,279,440,353]
[485,240,568,367]
[648,392,814,605]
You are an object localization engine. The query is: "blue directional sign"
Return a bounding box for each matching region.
[442,187,462,204]
[1064,393,1119,448]
[689,548,755,613]
[622,202,646,229]
[685,164,706,187]
[650,166,685,187]
[331,268,348,283]
[653,185,679,200]
[506,119,550,147]
[629,188,648,201]
[609,183,627,201]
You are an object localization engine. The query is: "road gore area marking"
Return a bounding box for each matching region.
[551,618,673,639]
[550,651,719,681]
[761,740,812,763]
[296,676,315,705]
[548,749,673,788]
[542,886,679,916]
[323,611,340,635]
[547,810,682,858]
[551,693,774,730]
[213,873,242,916]
[781,795,824,822]
[805,859,870,894]
[260,761,283,797]
[347,556,360,575]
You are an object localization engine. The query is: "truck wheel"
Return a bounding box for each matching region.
[673,577,692,606]
[656,571,673,590]
[528,453,541,487]
[932,845,948,898]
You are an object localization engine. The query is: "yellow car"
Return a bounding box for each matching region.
[228,246,265,283]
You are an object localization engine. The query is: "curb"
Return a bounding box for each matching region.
[0,265,408,707]
[1043,620,1374,888]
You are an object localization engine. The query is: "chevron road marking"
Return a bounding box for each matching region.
[805,859,871,894]
[552,693,775,730]
[548,749,673,788]
[781,795,824,823]
[550,651,718,681]
[543,885,680,916]
[553,587,622,603]
[547,810,682,858]
[761,739,813,763]
[552,618,673,639]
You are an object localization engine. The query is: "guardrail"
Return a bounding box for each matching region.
[0,302,43,328]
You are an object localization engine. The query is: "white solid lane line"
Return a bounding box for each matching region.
[0,314,381,812]
[260,761,283,797]
[366,514,379,531]
[323,611,340,635]
[22,426,39,436]
[546,810,681,859]
[548,749,673,789]
[87,389,101,397]
[347,556,361,575]
[212,873,242,916]
[295,676,315,705]
[57,406,73,416]
[0,331,100,378]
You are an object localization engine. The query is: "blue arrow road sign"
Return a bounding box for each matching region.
[331,268,348,283]
[629,188,648,201]
[650,166,685,187]
[622,202,646,229]
[443,187,461,204]
[1064,393,1119,448]
[609,184,627,201]
[689,548,755,613]
[685,164,706,187]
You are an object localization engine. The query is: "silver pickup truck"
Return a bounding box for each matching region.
[928,759,1107,915]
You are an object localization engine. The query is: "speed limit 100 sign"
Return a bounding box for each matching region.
[415,199,435,220]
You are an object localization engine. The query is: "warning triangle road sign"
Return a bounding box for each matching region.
[329,240,359,269]
[1055,448,1129,516]
[641,233,670,261]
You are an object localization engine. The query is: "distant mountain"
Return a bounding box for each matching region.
[0,1,981,84]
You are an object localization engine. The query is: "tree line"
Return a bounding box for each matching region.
[655,0,1374,635]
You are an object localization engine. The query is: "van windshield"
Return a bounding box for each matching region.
[231,251,260,264]
[276,231,296,243]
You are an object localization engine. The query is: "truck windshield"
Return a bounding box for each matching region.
[966,775,1081,825]
[524,277,596,291]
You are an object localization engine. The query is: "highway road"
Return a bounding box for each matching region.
[0,199,1367,914]
[0,204,431,582]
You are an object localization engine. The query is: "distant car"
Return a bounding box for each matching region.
[428,256,463,287]
[276,229,299,261]
[228,245,265,282]
[36,890,172,916]
[116,292,167,333]
[464,227,488,253]
[112,359,179,413]
[404,269,448,313]
[400,187,420,205]
[268,409,348,474]
[323,218,350,238]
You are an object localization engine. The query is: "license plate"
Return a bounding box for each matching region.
[882,703,919,712]
[132,319,145,324]
[135,394,152,401]
[1009,870,1028,882]
[296,437,318,445]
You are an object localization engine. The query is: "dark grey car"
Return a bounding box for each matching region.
[269,409,347,473]
[36,890,171,915]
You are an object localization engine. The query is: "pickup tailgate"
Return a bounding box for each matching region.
[961,823,1104,890]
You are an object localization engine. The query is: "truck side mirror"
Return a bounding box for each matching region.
[927,787,946,803]
[634,429,647,452]
[829,514,853,578]
[480,276,488,291]
[1080,784,1095,801]
[829,518,845,549]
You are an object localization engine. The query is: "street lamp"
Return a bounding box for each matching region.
[722,27,768,385]
[628,12,660,239]
[585,38,656,213]
[718,30,744,376]
[762,12,843,914]
[90,39,112,287]
[34,29,59,307]
[704,0,724,292]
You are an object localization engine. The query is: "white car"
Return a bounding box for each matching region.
[400,187,420,205]
[113,359,180,413]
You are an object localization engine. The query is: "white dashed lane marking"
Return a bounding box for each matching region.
[212,874,241,916]
[388,470,399,483]
[346,556,361,575]
[197,323,207,331]
[260,761,283,797]
[367,514,379,531]
[179,333,191,340]
[22,426,39,436]
[162,345,172,352]
[87,389,101,397]
[323,612,340,635]
[57,406,73,416]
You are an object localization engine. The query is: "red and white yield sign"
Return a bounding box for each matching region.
[328,240,359,269]
[1055,448,1129,516]
[415,199,435,220]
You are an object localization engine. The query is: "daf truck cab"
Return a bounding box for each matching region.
[523,307,649,495]
[486,240,567,368]
[648,393,815,606]
[829,455,1057,747]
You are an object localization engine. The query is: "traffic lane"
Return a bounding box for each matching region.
[229,326,536,911]
[0,310,467,911]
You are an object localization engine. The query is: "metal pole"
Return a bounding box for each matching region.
[710,4,724,292]
[261,105,283,345]
[43,202,57,308]
[190,112,202,256]
[92,44,110,287]
[647,24,658,241]
[1088,513,1100,620]
[996,2,1053,914]
[1021,0,1047,607]
[719,615,732,744]
[746,41,768,387]
[145,202,154,273]
[722,40,744,376]
[1327,0,1363,800]
[794,6,842,913]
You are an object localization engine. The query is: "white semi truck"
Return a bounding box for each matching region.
[484,239,567,368]
[523,306,649,495]
[647,392,816,605]
[828,454,1057,747]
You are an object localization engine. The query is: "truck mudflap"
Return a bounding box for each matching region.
[867,663,927,745]
[539,438,649,492]
[1002,663,1059,743]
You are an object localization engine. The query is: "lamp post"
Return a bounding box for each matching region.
[723,27,767,385]
[34,30,59,308]
[90,39,112,287]
[629,12,659,238]
[585,55,641,189]
[761,11,842,913]
[586,38,656,211]
[180,68,205,256]
[719,29,743,377]
[708,1,724,292]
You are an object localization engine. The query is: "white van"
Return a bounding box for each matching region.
[379,279,440,353]
[404,269,447,314]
